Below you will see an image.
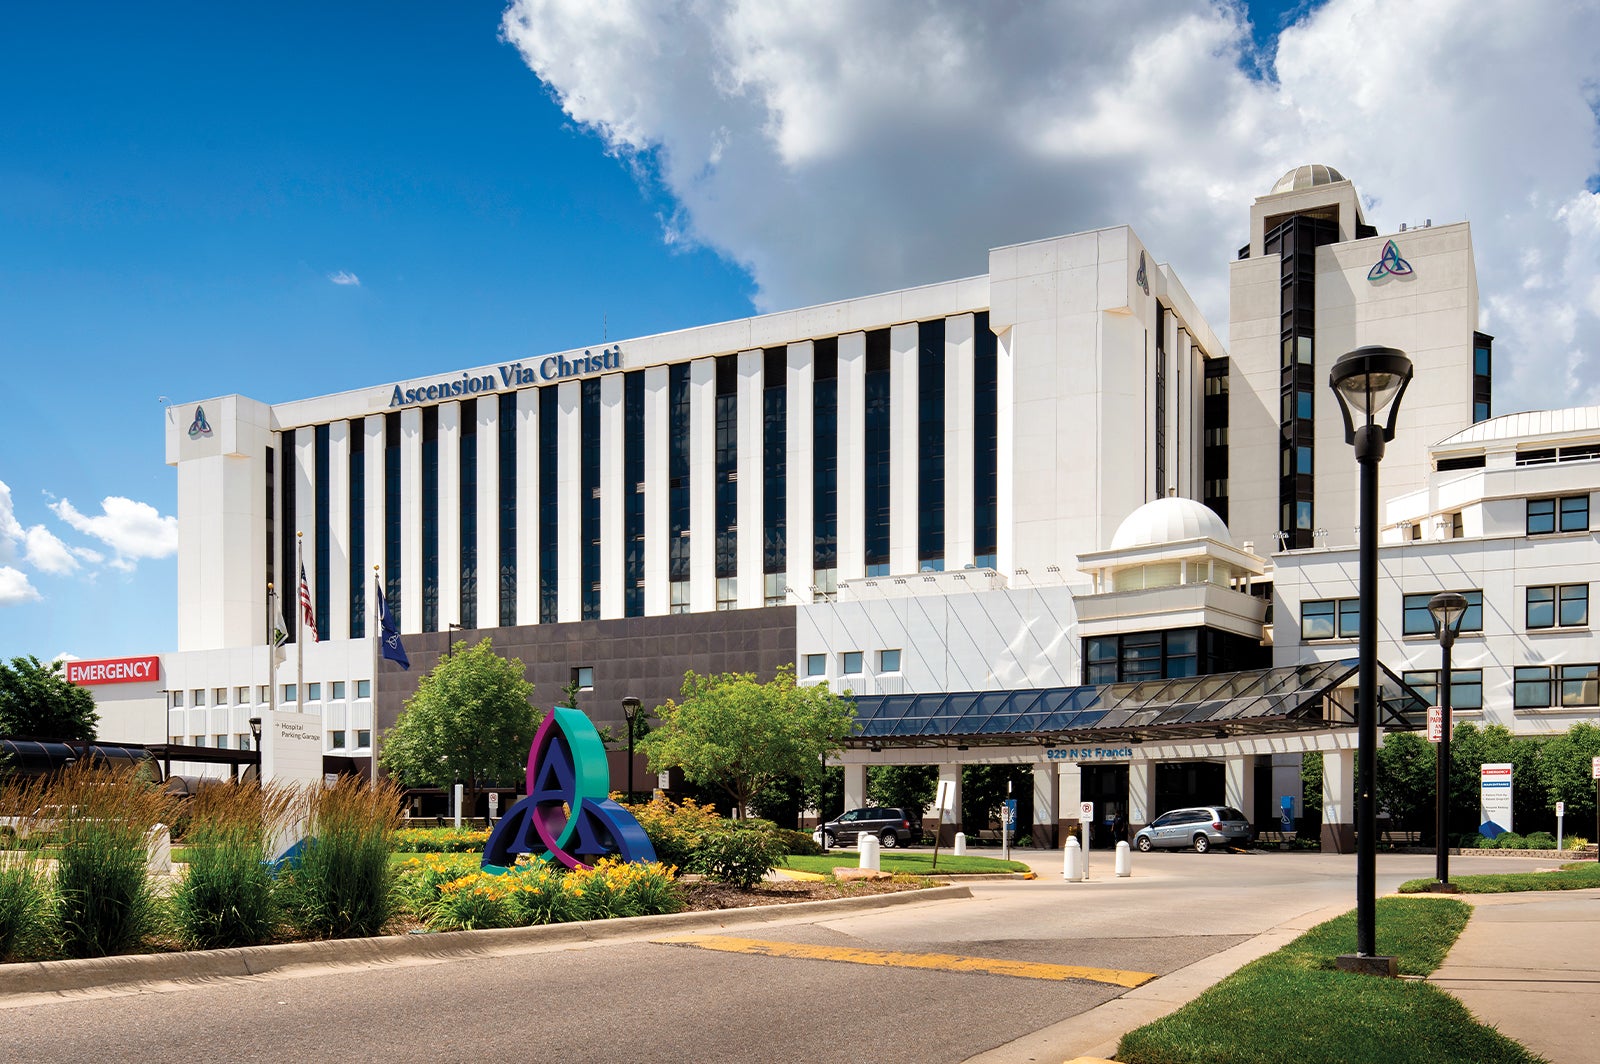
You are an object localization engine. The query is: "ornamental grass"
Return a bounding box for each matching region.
[169,782,295,950]
[278,778,403,939]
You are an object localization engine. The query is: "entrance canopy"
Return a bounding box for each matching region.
[846,659,1425,750]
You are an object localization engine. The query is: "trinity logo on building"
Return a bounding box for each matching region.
[1135,250,1149,295]
[188,405,212,439]
[1367,239,1414,282]
[388,345,623,408]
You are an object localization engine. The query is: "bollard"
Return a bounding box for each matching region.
[953,831,967,856]
[145,823,172,875]
[859,832,881,871]
[1115,840,1132,877]
[1063,836,1083,881]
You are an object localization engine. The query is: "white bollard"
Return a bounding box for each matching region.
[145,823,172,875]
[1115,840,1132,877]
[1063,836,1083,881]
[859,833,881,871]
[953,831,968,856]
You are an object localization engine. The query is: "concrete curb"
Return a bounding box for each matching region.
[0,884,973,1001]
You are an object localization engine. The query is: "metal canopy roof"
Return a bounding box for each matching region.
[846,659,1426,750]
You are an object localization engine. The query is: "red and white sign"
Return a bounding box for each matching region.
[65,655,160,686]
[1592,756,1600,781]
[1080,801,1095,821]
[1427,706,1443,743]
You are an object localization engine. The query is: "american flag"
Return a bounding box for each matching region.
[299,561,319,642]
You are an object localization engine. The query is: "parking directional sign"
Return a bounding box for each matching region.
[1427,706,1443,743]
[1592,756,1600,780]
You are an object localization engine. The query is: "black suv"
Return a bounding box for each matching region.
[820,807,921,848]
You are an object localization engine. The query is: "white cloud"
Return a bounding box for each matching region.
[0,566,40,606]
[501,0,1600,416]
[0,479,23,561]
[49,496,177,570]
[329,270,361,286]
[23,524,78,576]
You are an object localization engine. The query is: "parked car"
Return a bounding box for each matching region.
[1132,806,1253,853]
[818,806,921,848]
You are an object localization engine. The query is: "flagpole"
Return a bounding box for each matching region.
[296,532,306,714]
[371,565,381,785]
[267,583,278,721]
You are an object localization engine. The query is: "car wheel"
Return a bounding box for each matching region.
[822,831,836,849]
[1193,834,1210,854]
[1136,835,1153,853]
[879,829,899,849]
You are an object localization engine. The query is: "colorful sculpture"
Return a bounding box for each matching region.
[482,705,656,872]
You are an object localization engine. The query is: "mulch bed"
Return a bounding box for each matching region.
[681,877,928,910]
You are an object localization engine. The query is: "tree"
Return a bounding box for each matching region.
[642,665,856,818]
[378,639,537,815]
[868,765,937,815]
[1538,722,1600,825]
[0,655,98,741]
[1376,731,1435,839]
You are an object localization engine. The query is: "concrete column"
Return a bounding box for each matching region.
[326,420,350,641]
[688,358,716,612]
[475,397,499,629]
[437,402,461,632]
[556,380,581,623]
[889,322,918,575]
[1225,755,1256,827]
[600,372,625,619]
[1128,759,1157,829]
[836,332,866,581]
[1058,762,1083,843]
[994,323,1014,572]
[1321,748,1355,854]
[1031,762,1058,848]
[784,342,814,601]
[936,764,963,846]
[514,390,539,625]
[944,313,976,570]
[399,408,423,634]
[843,764,868,813]
[643,366,669,616]
[362,415,384,638]
[736,349,763,609]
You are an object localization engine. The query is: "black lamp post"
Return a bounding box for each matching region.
[1330,344,1413,970]
[1429,592,1468,890]
[621,695,641,801]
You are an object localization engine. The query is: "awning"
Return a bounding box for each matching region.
[846,659,1427,750]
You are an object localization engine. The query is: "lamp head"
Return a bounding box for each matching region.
[1428,591,1470,646]
[621,695,642,721]
[1329,345,1414,445]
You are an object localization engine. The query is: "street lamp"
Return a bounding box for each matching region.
[444,622,465,659]
[621,695,641,801]
[1428,592,1468,891]
[1330,344,1413,971]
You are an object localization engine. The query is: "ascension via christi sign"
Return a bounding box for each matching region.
[1480,762,1513,838]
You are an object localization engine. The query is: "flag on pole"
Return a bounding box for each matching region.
[271,587,289,665]
[298,561,320,643]
[375,576,409,670]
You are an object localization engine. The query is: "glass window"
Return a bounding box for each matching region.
[670,580,690,615]
[1527,498,1556,535]
[1337,599,1360,639]
[1560,584,1589,627]
[193,689,206,707]
[236,686,250,704]
[215,735,229,750]
[1296,446,1312,475]
[306,683,321,701]
[1402,670,1438,706]
[172,690,184,708]
[192,736,206,748]
[258,685,269,702]
[879,649,902,673]
[283,684,296,703]
[1561,664,1599,707]
[238,733,252,751]
[804,654,826,678]
[356,679,371,699]
[1451,669,1484,709]
[1527,586,1555,628]
[1404,591,1483,635]
[1514,666,1552,708]
[215,687,228,705]
[716,577,737,611]
[356,729,372,748]
[1302,600,1336,641]
[573,667,594,691]
[331,730,347,750]
[842,652,863,675]
[1296,500,1313,530]
[331,681,346,700]
[1561,495,1590,532]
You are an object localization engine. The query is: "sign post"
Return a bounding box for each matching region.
[1592,757,1600,853]
[1003,796,1017,862]
[1556,800,1565,852]
[931,779,955,871]
[1079,801,1094,880]
[1479,763,1513,839]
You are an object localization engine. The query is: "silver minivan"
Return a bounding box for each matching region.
[1133,806,1252,853]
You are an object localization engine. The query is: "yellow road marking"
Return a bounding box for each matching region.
[653,934,1155,988]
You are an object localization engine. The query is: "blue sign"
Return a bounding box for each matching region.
[1280,795,1294,832]
[1002,799,1017,829]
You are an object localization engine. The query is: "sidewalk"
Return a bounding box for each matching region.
[1429,891,1600,1064]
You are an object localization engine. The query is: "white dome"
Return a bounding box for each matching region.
[1270,163,1347,195]
[1110,497,1232,550]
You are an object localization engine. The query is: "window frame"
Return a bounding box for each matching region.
[841,651,863,675]
[1514,666,1553,708]
[1403,590,1483,637]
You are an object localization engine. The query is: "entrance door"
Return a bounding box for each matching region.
[1081,764,1128,847]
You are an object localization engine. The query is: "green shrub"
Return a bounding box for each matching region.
[48,764,174,958]
[169,783,290,950]
[502,860,579,926]
[279,779,402,939]
[773,827,822,856]
[391,826,490,853]
[1476,834,1500,849]
[626,796,725,872]
[1458,833,1490,849]
[1524,831,1557,850]
[1495,832,1525,850]
[690,821,785,889]
[0,857,51,961]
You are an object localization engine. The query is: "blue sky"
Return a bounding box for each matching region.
[2,1,1597,661]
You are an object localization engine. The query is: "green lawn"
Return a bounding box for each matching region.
[1116,897,1545,1064]
[1399,860,1600,895]
[778,852,1029,876]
